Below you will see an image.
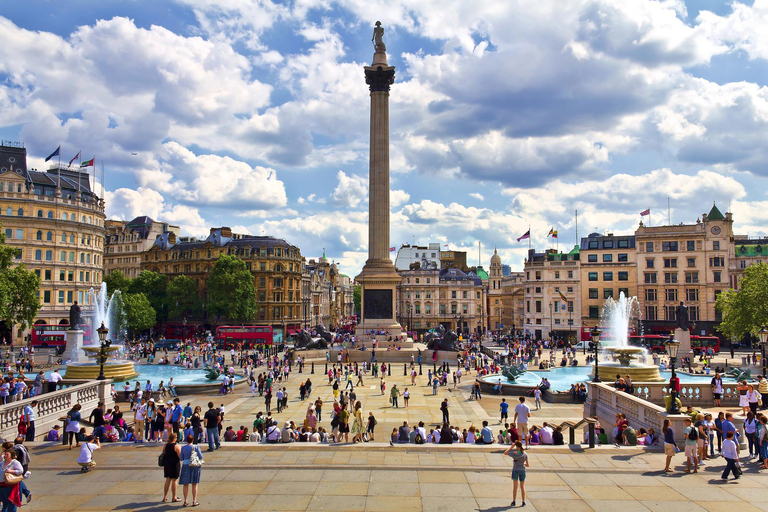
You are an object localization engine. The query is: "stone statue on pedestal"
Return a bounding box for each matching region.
[675,301,689,331]
[372,21,385,52]
[69,301,82,330]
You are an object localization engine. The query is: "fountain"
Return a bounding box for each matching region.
[63,282,138,380]
[594,292,664,382]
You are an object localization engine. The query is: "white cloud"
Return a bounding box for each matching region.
[331,170,367,208]
[469,193,484,201]
[391,189,410,208]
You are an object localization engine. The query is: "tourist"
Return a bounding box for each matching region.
[22,401,36,442]
[390,384,400,408]
[744,412,758,459]
[746,385,762,416]
[366,412,377,442]
[9,439,31,505]
[552,426,564,445]
[500,398,509,424]
[0,446,24,510]
[203,402,220,452]
[504,441,529,507]
[179,434,203,507]
[513,397,531,448]
[758,415,768,469]
[47,369,62,394]
[528,426,540,445]
[721,431,741,480]
[351,401,365,443]
[540,423,554,445]
[661,419,677,471]
[711,372,723,407]
[265,421,280,443]
[613,413,628,445]
[403,388,410,408]
[737,381,750,416]
[694,414,709,462]
[133,398,147,443]
[76,435,100,473]
[479,421,494,444]
[683,418,699,473]
[440,399,450,424]
[439,423,453,444]
[398,421,411,443]
[722,413,740,450]
[338,403,350,442]
[45,425,60,442]
[64,404,82,450]
[161,432,181,503]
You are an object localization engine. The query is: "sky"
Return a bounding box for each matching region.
[2,0,768,277]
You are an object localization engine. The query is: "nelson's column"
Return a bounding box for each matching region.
[355,21,405,340]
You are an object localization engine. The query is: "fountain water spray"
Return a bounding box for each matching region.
[600,292,640,348]
[87,282,123,344]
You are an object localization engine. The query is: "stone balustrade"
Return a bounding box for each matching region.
[0,379,113,442]
[631,380,743,407]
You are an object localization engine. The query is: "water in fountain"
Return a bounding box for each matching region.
[600,291,640,348]
[87,282,123,344]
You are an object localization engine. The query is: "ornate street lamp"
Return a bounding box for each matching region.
[758,326,768,378]
[591,326,602,382]
[96,322,111,381]
[666,337,681,414]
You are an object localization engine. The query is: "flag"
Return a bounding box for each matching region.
[444,244,449,247]
[516,230,530,242]
[69,152,81,166]
[547,228,554,237]
[389,247,396,252]
[80,158,94,167]
[44,146,60,162]
[552,230,558,239]
[558,290,567,303]
[640,208,650,216]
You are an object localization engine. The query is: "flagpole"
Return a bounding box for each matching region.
[528,224,531,252]
[57,149,61,189]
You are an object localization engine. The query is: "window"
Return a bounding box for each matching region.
[47,211,53,219]
[687,257,695,268]
[603,254,613,262]
[67,291,73,302]
[588,240,598,249]
[618,271,628,281]
[604,240,614,249]
[568,301,573,313]
[645,305,657,320]
[665,288,678,302]
[4,207,9,216]
[618,253,628,262]
[685,272,699,283]
[554,271,560,279]
[36,230,42,241]
[16,208,22,216]
[259,277,266,287]
[709,257,725,267]
[618,239,629,248]
[665,306,676,321]
[713,241,720,250]
[687,241,695,251]
[714,271,722,283]
[663,258,677,268]
[686,288,699,301]
[451,291,457,299]
[567,271,573,278]
[34,250,42,260]
[588,272,598,281]
[644,273,657,284]
[58,291,65,304]
[589,288,598,299]
[646,259,654,268]
[646,242,654,252]
[44,269,51,280]
[588,254,597,262]
[462,291,468,299]
[603,272,613,281]
[603,288,613,299]
[645,288,657,301]
[535,287,542,294]
[567,287,573,293]
[43,290,51,303]
[662,241,678,252]
[589,306,600,319]
[46,231,53,241]
[535,271,541,280]
[664,272,678,284]
[689,306,699,321]
[535,301,542,313]
[36,210,43,218]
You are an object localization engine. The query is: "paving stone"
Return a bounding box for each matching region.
[367,481,421,496]
[421,496,479,512]
[307,494,367,511]
[419,482,473,497]
[364,496,423,511]
[574,485,635,500]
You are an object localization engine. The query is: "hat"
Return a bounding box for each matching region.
[156,400,165,405]
[285,421,291,428]
[149,398,155,402]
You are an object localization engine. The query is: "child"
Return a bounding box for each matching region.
[45,425,61,442]
[389,428,398,446]
[123,427,136,443]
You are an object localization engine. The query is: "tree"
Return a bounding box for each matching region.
[167,275,202,321]
[353,284,361,318]
[0,227,40,331]
[122,293,156,333]
[207,254,258,323]
[716,262,768,339]
[104,269,131,296]
[128,270,169,323]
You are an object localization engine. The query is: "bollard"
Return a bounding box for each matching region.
[325,362,328,373]
[388,364,391,376]
[588,422,595,448]
[419,362,422,376]
[404,363,407,376]
[311,362,315,374]
[433,362,437,374]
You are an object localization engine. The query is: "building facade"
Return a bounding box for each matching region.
[488,249,504,332]
[501,272,525,336]
[142,227,303,338]
[105,217,179,278]
[579,233,638,335]
[634,205,733,337]
[523,247,581,341]
[0,142,106,343]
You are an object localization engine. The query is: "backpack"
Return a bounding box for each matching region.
[415,433,423,444]
[687,427,698,441]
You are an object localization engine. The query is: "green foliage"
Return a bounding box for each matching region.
[167,275,202,320]
[207,254,258,323]
[716,262,768,339]
[122,292,156,332]
[353,284,361,317]
[128,270,168,322]
[103,269,131,296]
[0,227,40,330]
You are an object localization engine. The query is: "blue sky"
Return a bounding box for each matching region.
[2,0,768,275]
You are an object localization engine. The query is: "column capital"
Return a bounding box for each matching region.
[365,66,395,93]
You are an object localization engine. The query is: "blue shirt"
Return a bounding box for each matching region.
[722,419,739,439]
[24,404,35,422]
[500,402,509,413]
[172,405,183,422]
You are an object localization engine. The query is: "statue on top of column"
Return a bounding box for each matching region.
[372,21,386,53]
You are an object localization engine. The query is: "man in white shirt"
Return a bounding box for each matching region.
[721,431,740,480]
[47,370,62,393]
[24,401,37,441]
[540,422,554,445]
[133,398,147,442]
[77,436,100,472]
[513,396,531,447]
[414,421,427,442]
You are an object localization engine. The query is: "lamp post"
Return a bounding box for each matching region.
[96,321,111,381]
[549,302,553,343]
[666,336,681,414]
[591,326,602,382]
[758,326,768,378]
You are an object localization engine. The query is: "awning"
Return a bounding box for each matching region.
[287,329,299,336]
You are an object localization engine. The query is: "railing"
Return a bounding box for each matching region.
[0,380,113,442]
[631,381,742,407]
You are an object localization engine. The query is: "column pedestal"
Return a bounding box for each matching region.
[62,330,86,364]
[675,328,692,360]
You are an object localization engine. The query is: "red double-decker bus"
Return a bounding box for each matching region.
[30,324,92,347]
[629,334,720,355]
[214,326,273,349]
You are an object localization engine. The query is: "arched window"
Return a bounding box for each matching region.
[47,211,53,219]
[5,207,10,216]
[16,208,22,216]
[37,210,43,218]
[60,251,66,262]
[70,234,75,243]
[61,233,66,243]
[36,230,42,241]
[46,231,53,241]
[86,254,91,264]
[82,215,86,222]
[34,250,42,260]
[80,253,85,263]
[45,250,52,261]
[62,212,68,221]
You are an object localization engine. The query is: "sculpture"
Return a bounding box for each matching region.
[372,21,385,52]
[205,367,222,381]
[501,364,526,382]
[675,301,689,331]
[725,367,752,381]
[295,330,328,350]
[69,302,82,330]
[424,325,459,351]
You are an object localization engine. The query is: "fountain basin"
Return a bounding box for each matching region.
[64,361,139,380]
[596,347,664,382]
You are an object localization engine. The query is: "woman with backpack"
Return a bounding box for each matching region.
[178,434,204,507]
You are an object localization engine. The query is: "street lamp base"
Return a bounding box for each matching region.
[592,376,601,383]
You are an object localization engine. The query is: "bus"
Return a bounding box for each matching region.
[628,334,721,355]
[30,324,92,347]
[214,326,274,349]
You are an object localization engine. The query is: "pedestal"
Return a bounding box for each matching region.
[62,329,86,364]
[675,328,692,359]
[355,261,403,338]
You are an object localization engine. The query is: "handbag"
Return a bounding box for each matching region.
[158,450,165,467]
[188,446,203,467]
[4,473,23,485]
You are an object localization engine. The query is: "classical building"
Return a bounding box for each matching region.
[730,235,768,290]
[487,249,504,332]
[523,247,581,341]
[0,142,106,343]
[105,217,179,278]
[142,227,303,339]
[394,243,469,272]
[396,267,486,337]
[579,233,638,335]
[303,256,355,330]
[501,272,525,336]
[634,204,733,337]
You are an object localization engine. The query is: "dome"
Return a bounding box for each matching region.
[490,248,501,265]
